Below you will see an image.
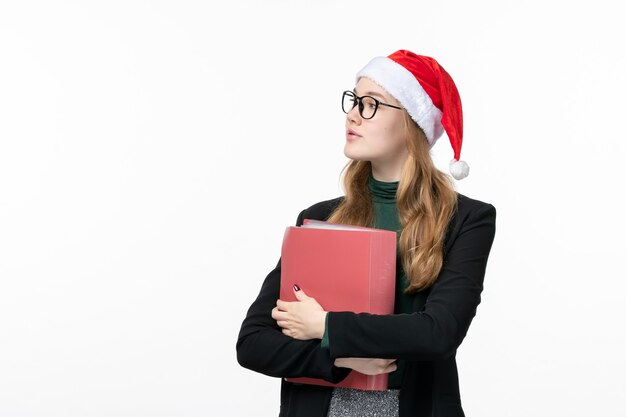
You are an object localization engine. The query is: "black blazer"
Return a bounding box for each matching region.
[237,194,496,417]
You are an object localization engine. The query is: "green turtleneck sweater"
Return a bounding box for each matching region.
[321,175,413,389]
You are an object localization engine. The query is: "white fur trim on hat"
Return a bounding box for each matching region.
[356,56,444,145]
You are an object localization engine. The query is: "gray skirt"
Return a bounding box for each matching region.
[327,387,400,417]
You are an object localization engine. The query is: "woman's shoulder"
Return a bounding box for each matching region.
[439,193,496,254]
[451,193,497,233]
[456,193,496,214]
[300,197,344,221]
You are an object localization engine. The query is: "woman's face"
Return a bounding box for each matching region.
[344,77,408,181]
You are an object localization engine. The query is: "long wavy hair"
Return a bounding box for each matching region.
[326,112,458,292]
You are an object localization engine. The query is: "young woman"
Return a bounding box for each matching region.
[237,50,496,417]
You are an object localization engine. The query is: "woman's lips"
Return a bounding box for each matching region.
[346,129,362,141]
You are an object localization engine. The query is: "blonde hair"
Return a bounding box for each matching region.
[327,112,458,292]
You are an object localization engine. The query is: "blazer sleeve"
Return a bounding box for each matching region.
[236,209,351,383]
[326,202,496,362]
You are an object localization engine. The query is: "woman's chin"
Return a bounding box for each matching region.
[344,152,363,161]
[343,146,366,161]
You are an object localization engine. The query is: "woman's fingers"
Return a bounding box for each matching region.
[272,295,326,340]
[275,299,290,311]
[272,307,293,330]
[271,307,289,321]
[281,327,301,339]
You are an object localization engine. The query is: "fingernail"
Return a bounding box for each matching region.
[293,284,301,292]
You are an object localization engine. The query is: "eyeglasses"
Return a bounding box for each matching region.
[341,90,403,119]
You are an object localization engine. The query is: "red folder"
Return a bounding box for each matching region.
[280,219,397,390]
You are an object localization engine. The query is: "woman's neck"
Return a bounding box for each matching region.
[370,152,407,182]
[371,164,402,182]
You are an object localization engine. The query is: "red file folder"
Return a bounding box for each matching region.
[280,219,397,390]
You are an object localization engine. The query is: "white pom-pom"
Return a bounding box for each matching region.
[449,159,469,180]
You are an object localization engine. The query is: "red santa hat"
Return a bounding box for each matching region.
[356,50,469,180]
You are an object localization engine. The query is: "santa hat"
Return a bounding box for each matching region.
[356,50,469,180]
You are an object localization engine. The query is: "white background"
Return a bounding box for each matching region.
[1,1,624,416]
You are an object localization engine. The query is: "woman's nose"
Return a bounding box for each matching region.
[347,103,362,125]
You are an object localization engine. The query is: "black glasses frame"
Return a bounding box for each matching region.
[341,90,403,119]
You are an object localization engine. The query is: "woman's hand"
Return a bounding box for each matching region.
[272,285,327,340]
[333,358,397,375]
